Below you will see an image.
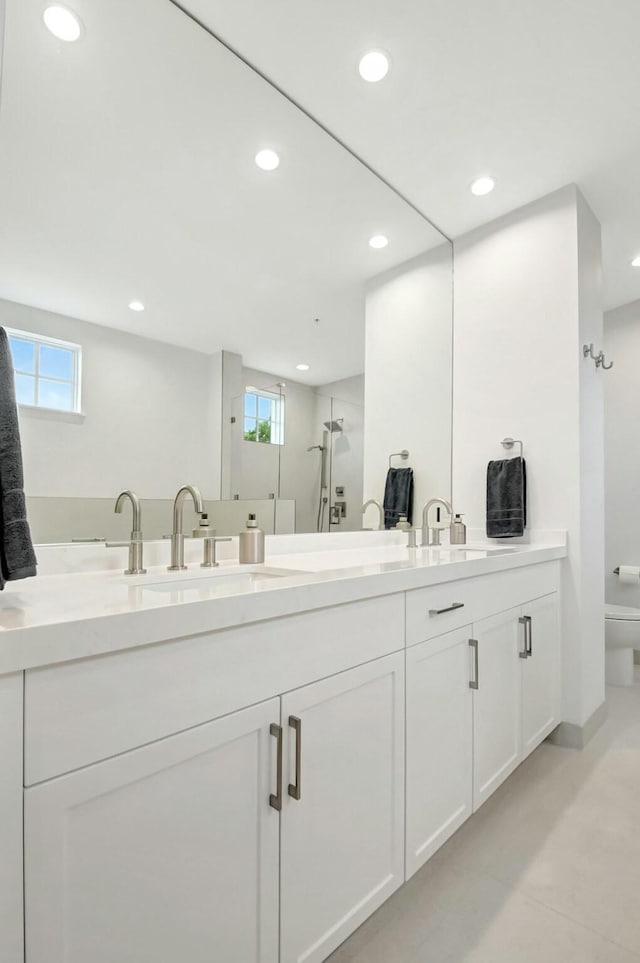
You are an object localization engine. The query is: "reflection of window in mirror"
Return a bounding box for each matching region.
[243,388,285,445]
[5,328,82,414]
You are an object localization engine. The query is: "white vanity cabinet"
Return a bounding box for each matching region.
[405,576,561,879]
[19,563,562,963]
[22,596,406,963]
[24,655,404,963]
[24,698,281,963]
[280,652,405,963]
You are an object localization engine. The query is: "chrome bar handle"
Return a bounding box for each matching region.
[519,615,532,658]
[269,723,283,811]
[288,715,302,801]
[518,616,530,659]
[469,639,479,689]
[429,602,465,616]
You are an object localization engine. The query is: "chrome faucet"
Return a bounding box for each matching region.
[421,497,454,547]
[114,490,146,575]
[361,499,384,531]
[169,484,204,571]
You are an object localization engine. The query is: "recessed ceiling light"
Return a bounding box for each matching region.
[255,149,280,171]
[470,176,495,196]
[128,301,145,312]
[632,256,640,267]
[358,50,390,83]
[369,234,389,249]
[296,363,310,371]
[43,5,83,42]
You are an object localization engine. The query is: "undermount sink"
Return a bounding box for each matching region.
[431,547,517,557]
[140,566,306,594]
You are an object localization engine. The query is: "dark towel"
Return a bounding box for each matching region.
[0,327,37,589]
[383,467,414,530]
[486,457,527,538]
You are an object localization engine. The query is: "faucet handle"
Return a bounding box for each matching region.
[201,535,233,568]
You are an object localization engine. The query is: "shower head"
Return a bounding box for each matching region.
[323,418,344,433]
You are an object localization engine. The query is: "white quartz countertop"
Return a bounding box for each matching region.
[0,537,566,674]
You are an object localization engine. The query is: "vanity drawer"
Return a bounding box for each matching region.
[24,593,405,785]
[405,562,560,647]
[405,579,483,643]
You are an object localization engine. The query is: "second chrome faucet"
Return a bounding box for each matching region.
[169,484,204,571]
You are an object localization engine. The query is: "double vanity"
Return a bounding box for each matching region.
[0,531,565,963]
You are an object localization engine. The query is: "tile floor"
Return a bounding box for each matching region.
[329,672,640,962]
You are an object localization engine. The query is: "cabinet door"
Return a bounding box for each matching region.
[280,652,404,963]
[406,628,473,879]
[25,699,280,963]
[472,607,523,810]
[521,593,561,756]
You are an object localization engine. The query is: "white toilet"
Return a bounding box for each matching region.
[605,603,640,685]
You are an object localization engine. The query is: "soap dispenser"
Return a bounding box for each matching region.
[239,513,265,564]
[450,513,467,545]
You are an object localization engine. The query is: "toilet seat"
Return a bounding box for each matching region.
[605,603,640,622]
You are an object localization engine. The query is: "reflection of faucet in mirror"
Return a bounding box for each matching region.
[114,489,146,575]
[169,485,204,571]
[361,499,384,531]
[421,497,454,547]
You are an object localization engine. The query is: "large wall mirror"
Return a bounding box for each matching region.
[0,0,452,543]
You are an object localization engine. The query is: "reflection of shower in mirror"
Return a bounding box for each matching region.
[308,428,330,531]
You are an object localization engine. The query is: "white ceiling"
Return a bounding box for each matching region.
[0,0,443,386]
[182,0,640,311]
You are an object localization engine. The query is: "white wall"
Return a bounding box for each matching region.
[2,298,219,500]
[319,374,365,408]
[604,299,640,607]
[364,244,453,523]
[452,184,604,731]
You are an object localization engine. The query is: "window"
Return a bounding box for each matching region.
[6,328,82,413]
[243,389,284,445]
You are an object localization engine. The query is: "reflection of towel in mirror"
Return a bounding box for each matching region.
[383,467,414,530]
[0,327,37,590]
[486,457,527,538]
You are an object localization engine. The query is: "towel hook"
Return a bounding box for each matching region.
[584,344,613,370]
[596,354,614,370]
[583,343,599,362]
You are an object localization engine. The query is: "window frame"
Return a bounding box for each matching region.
[243,388,285,446]
[5,327,83,414]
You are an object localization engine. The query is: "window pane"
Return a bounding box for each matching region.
[258,419,271,443]
[244,417,257,441]
[40,344,74,380]
[38,379,73,411]
[9,337,35,373]
[258,395,272,420]
[244,393,257,417]
[15,373,35,405]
